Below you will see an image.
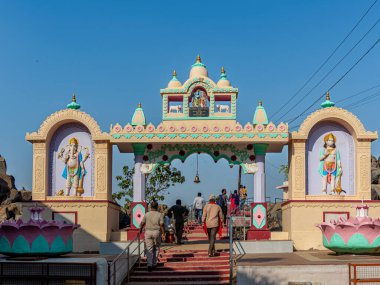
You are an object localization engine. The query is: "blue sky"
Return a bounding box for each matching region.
[0,1,379,206]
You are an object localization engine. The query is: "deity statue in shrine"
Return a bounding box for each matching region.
[58,137,90,196]
[319,133,343,195]
[191,90,208,108]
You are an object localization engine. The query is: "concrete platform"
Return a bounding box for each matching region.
[236,251,380,285]
[233,240,293,254]
[100,241,143,255]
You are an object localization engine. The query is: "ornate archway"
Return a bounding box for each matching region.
[140,143,258,174]
[110,57,289,239]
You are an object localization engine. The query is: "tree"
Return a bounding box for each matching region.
[279,164,289,180]
[113,164,185,209]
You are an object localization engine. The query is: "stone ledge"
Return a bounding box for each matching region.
[271,231,289,240]
[233,240,293,255]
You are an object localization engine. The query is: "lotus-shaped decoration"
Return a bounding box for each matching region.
[0,207,80,256]
[316,204,380,254]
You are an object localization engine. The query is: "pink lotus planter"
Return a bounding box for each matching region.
[0,207,80,256]
[316,204,380,254]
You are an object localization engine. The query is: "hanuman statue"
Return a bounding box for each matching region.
[319,133,343,195]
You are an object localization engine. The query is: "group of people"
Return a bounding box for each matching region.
[228,185,248,215]
[193,186,248,224]
[140,193,226,271]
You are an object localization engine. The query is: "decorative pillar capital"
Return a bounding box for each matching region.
[132,143,147,155]
[253,143,269,155]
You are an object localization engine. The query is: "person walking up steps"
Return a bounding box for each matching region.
[217,189,228,226]
[239,185,247,210]
[202,195,223,257]
[168,199,189,244]
[229,190,240,215]
[140,201,165,272]
[193,192,205,224]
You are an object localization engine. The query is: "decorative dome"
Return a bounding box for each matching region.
[253,100,269,125]
[321,91,335,108]
[167,70,182,88]
[217,67,231,87]
[131,103,146,126]
[67,94,80,110]
[189,55,208,78]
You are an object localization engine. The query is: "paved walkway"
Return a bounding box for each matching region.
[237,250,380,266]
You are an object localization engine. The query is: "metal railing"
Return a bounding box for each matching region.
[0,262,97,284]
[349,263,380,284]
[228,208,251,285]
[246,196,286,204]
[275,197,288,203]
[229,215,234,285]
[108,230,145,285]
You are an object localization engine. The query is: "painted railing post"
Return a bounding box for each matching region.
[247,143,271,240]
[132,143,147,202]
[253,143,268,203]
[128,144,148,240]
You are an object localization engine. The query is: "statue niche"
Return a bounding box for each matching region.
[58,137,90,196]
[189,88,209,117]
[49,123,94,197]
[319,133,343,195]
[306,122,355,196]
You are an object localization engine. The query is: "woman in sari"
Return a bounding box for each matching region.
[229,190,240,215]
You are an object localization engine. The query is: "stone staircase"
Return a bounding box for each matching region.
[184,222,229,241]
[128,249,230,284]
[127,221,231,285]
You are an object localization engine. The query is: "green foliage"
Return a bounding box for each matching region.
[112,164,185,208]
[279,164,289,180]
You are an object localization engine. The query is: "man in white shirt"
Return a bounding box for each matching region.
[193,192,205,224]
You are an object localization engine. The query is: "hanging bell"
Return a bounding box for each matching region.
[194,174,201,184]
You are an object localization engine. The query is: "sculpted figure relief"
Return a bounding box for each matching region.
[191,90,208,108]
[58,137,90,196]
[319,133,343,195]
[242,163,259,174]
[141,163,155,174]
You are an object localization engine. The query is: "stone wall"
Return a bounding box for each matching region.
[0,155,32,220]
[371,155,380,199]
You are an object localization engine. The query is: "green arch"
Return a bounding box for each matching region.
[151,149,245,173]
[168,149,238,164]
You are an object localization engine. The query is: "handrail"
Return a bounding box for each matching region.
[275,197,288,203]
[229,215,233,285]
[108,229,144,285]
[229,207,252,284]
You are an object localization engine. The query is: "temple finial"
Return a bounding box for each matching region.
[132,102,146,126]
[67,93,80,110]
[321,90,335,108]
[173,70,177,77]
[221,67,225,74]
[196,54,201,63]
[253,99,268,125]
